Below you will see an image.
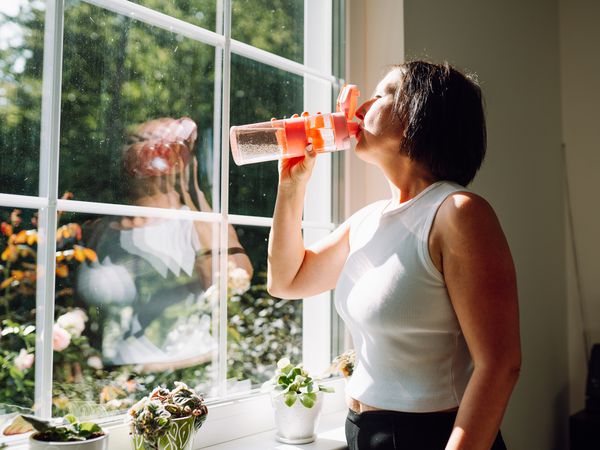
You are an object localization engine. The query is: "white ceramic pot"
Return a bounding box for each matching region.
[271,392,323,444]
[29,432,108,450]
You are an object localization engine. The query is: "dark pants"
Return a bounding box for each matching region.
[345,409,507,450]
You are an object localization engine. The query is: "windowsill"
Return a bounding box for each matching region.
[2,378,348,450]
[200,410,348,450]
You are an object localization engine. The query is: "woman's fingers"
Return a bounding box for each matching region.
[278,144,316,187]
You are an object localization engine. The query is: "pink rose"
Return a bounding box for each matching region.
[14,348,34,371]
[52,324,71,351]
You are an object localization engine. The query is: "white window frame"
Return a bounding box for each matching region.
[0,0,348,447]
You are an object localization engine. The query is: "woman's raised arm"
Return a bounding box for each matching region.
[267,146,351,299]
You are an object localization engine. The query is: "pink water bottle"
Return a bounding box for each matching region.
[230,84,360,165]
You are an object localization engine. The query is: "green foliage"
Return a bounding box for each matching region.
[21,414,104,442]
[262,358,334,408]
[228,270,303,385]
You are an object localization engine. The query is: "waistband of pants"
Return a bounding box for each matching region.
[347,408,458,425]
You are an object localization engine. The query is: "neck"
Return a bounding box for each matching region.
[382,157,438,205]
[134,188,181,209]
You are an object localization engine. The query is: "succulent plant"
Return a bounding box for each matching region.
[127,382,208,450]
[20,414,104,442]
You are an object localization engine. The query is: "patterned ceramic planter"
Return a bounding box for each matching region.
[272,392,323,444]
[131,416,195,450]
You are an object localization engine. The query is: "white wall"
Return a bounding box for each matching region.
[560,0,600,415]
[346,0,403,214]
[348,0,568,448]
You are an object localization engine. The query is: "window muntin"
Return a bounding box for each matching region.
[128,0,217,31]
[232,0,303,63]
[0,1,44,197]
[0,0,341,434]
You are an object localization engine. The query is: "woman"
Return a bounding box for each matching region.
[267,61,520,450]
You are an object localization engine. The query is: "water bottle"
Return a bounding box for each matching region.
[230,84,360,165]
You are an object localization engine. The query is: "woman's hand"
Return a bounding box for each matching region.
[278,144,317,189]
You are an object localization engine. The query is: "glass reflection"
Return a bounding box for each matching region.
[49,117,252,416]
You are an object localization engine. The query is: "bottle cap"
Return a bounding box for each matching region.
[336,84,360,120]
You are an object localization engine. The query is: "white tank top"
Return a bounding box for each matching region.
[335,181,473,412]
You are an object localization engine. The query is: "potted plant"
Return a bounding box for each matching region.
[17,414,108,449]
[262,358,334,444]
[127,382,208,450]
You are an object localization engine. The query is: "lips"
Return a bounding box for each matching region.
[355,123,364,142]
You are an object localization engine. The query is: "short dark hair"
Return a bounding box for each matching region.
[390,61,486,186]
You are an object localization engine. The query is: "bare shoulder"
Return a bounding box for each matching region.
[429,191,509,271]
[436,191,500,236]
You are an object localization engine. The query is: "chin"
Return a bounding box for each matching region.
[354,140,372,162]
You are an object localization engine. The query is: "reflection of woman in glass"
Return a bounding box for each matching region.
[77,117,252,372]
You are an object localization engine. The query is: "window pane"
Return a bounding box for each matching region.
[0,207,38,413]
[129,0,217,31]
[0,1,44,196]
[232,0,303,63]
[59,1,218,211]
[51,211,227,417]
[229,54,303,217]
[227,225,302,389]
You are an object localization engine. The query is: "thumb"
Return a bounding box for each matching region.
[304,144,317,163]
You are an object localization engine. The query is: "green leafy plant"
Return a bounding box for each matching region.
[127,382,208,450]
[261,358,334,408]
[21,414,104,442]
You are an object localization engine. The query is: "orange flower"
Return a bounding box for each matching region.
[73,245,85,262]
[26,230,37,246]
[0,277,14,289]
[55,264,69,278]
[75,245,98,262]
[1,245,18,262]
[1,221,13,237]
[56,223,82,242]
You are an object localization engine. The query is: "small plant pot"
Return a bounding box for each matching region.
[131,415,195,450]
[29,432,108,450]
[271,392,323,444]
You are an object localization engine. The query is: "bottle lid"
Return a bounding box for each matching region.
[336,84,360,120]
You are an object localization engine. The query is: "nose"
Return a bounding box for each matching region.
[354,98,374,121]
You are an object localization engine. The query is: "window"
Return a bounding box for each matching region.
[1,0,345,444]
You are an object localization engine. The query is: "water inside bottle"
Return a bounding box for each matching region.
[234,127,283,164]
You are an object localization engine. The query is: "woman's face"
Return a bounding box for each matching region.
[354,68,404,163]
